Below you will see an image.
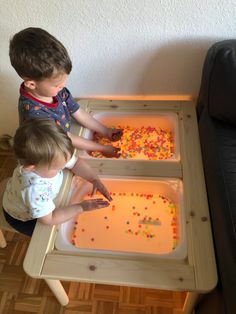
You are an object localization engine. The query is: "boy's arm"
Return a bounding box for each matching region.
[68,131,105,151]
[67,132,120,157]
[72,108,123,141]
[72,107,108,135]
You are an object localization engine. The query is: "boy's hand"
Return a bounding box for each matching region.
[106,128,123,142]
[91,178,113,201]
[102,145,120,158]
[80,198,110,211]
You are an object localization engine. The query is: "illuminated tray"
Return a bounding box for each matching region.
[55,176,186,260]
[78,112,180,161]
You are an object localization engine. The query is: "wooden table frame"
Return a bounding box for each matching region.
[23,96,217,313]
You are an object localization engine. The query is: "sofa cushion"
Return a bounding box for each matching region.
[198,40,236,127]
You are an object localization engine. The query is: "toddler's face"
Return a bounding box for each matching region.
[34,73,68,98]
[32,153,71,178]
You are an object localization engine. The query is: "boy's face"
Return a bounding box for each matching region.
[26,73,68,98]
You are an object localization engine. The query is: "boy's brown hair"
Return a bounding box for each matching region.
[9,27,72,80]
[0,118,74,167]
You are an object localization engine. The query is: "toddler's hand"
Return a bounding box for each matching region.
[92,178,113,201]
[102,145,120,158]
[80,198,110,211]
[106,128,123,142]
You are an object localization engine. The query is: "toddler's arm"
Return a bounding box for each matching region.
[38,198,109,225]
[71,158,112,201]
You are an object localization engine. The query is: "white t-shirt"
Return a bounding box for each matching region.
[3,154,77,221]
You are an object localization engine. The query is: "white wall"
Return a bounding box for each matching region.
[1,0,236,134]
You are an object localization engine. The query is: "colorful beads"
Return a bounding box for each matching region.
[91,126,174,160]
[71,191,179,251]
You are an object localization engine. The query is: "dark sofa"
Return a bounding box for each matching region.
[196,40,236,314]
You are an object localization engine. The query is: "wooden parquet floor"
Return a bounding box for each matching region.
[0,153,187,314]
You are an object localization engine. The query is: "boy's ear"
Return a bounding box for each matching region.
[23,79,37,90]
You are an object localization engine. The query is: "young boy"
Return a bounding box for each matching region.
[9,27,122,157]
[0,118,111,236]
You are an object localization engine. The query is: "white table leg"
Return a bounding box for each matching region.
[0,229,7,248]
[45,279,69,306]
[182,292,199,314]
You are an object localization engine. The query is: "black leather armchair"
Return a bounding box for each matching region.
[196,40,236,314]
